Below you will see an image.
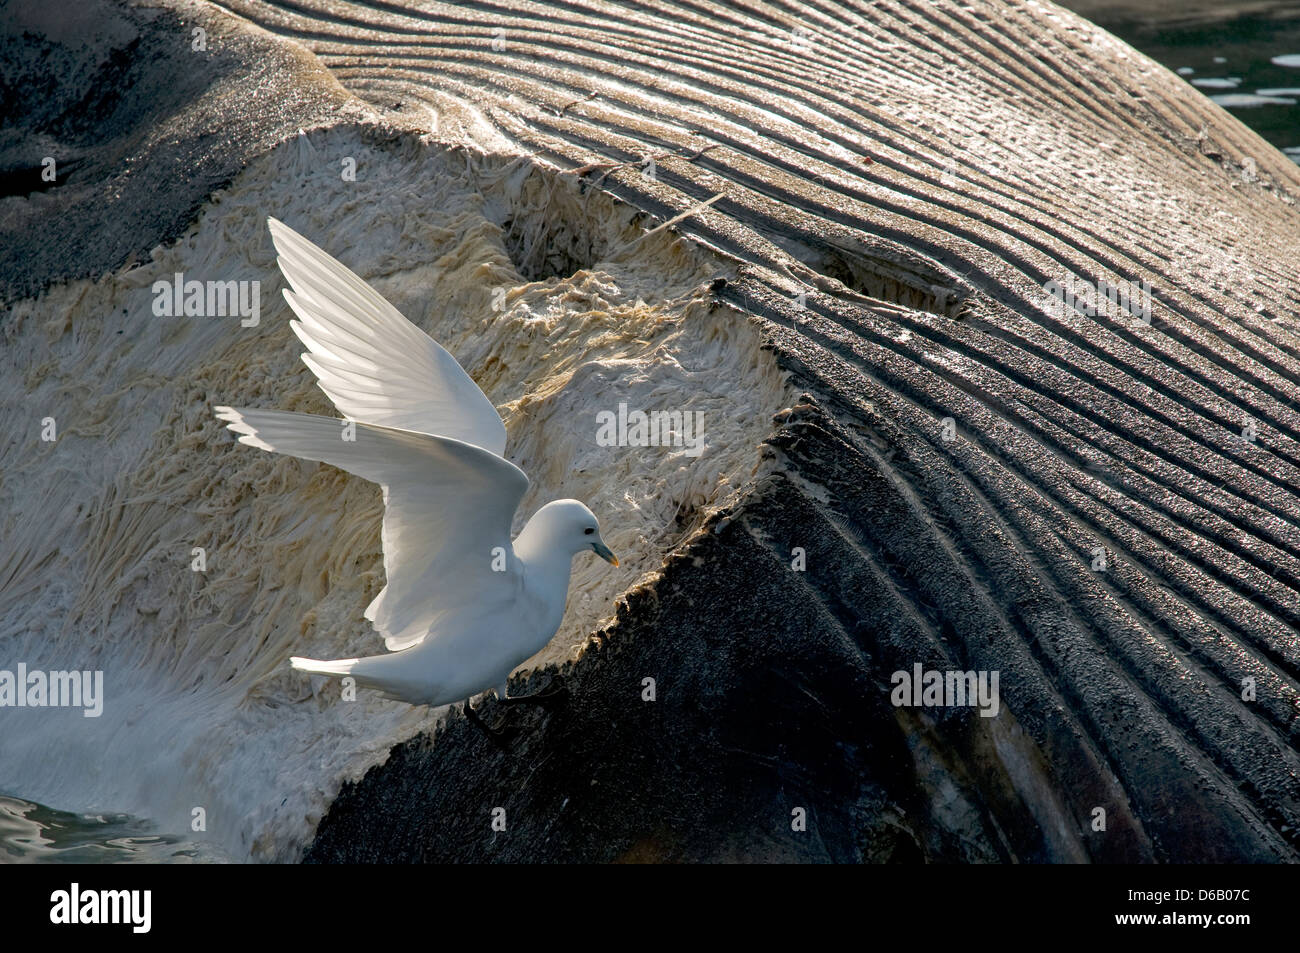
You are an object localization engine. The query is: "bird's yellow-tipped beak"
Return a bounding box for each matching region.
[593,541,619,566]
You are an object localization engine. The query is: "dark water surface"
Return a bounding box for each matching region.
[0,795,226,864]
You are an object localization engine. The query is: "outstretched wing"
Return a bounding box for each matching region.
[267,217,508,456]
[215,406,529,650]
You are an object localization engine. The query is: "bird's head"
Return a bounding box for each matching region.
[534,499,619,567]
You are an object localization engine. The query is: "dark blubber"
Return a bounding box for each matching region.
[0,0,365,304]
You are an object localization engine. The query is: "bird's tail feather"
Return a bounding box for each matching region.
[290,653,428,705]
[290,656,358,677]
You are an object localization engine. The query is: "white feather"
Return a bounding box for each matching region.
[214,407,529,651]
[267,217,508,455]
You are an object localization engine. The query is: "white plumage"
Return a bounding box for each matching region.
[215,219,618,707]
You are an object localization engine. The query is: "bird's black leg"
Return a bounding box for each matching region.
[462,696,508,747]
[498,674,568,708]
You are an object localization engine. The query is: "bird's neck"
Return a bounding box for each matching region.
[513,511,575,595]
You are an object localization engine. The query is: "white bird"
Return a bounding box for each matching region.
[214,218,618,708]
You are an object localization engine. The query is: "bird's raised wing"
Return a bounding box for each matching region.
[214,406,529,650]
[267,217,508,457]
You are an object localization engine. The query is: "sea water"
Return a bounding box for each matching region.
[0,794,228,863]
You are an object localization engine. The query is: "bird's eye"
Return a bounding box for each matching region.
[584,527,595,535]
